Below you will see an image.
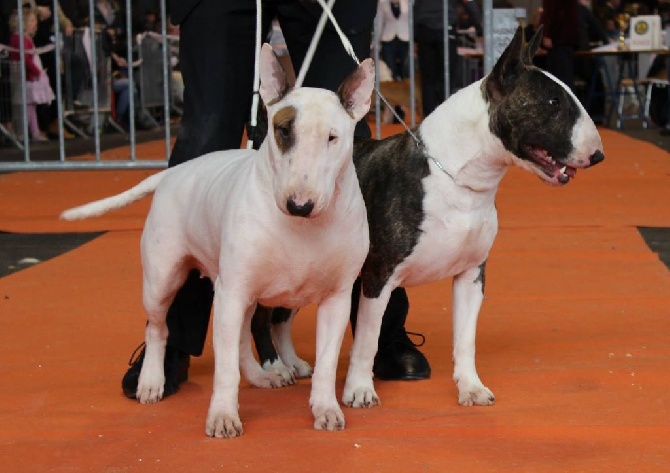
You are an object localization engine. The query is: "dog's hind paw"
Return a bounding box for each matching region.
[256,359,296,387]
[288,358,313,379]
[250,370,294,389]
[342,387,380,409]
[205,413,244,438]
[457,384,495,406]
[313,408,345,431]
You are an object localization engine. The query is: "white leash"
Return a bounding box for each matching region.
[248,0,420,148]
[247,0,264,149]
[295,0,338,88]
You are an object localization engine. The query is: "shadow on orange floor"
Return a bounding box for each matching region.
[0,128,669,472]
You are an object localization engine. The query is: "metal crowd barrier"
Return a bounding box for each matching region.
[138,32,181,122]
[1,0,499,172]
[60,28,120,137]
[0,0,173,171]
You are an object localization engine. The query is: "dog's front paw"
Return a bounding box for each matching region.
[313,407,345,431]
[342,386,380,408]
[456,381,495,406]
[136,375,165,404]
[205,411,244,438]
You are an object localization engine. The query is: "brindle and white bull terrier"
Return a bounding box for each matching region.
[251,26,605,411]
[61,44,375,437]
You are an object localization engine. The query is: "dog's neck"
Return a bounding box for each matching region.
[418,80,511,194]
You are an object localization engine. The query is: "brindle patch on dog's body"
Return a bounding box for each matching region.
[353,132,430,297]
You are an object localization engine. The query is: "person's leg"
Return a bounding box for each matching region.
[27,103,46,140]
[379,40,397,81]
[396,38,409,81]
[417,26,444,118]
[123,0,271,399]
[170,1,268,165]
[112,78,130,122]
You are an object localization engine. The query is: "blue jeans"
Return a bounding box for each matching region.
[111,77,137,122]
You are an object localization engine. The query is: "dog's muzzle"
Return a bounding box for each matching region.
[589,150,605,167]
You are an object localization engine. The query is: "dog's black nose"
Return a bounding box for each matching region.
[589,150,604,166]
[286,198,314,217]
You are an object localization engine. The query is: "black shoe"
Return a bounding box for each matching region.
[121,342,190,399]
[373,331,431,381]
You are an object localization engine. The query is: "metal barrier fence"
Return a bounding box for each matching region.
[138,32,181,119]
[0,0,500,173]
[0,0,174,171]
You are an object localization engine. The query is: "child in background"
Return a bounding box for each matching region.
[9,7,55,142]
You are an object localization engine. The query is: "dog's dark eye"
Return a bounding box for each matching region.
[328,134,337,143]
[276,125,290,139]
[549,97,560,107]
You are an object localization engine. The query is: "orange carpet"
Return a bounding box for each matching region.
[0,127,669,472]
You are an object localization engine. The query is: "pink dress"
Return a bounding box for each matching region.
[9,34,55,105]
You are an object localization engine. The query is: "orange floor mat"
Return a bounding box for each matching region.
[0,127,669,472]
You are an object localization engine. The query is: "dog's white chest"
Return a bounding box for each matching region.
[400,174,498,285]
[253,213,369,308]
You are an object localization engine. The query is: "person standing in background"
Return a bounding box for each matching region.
[540,0,580,91]
[414,0,482,118]
[9,7,54,141]
[378,0,410,82]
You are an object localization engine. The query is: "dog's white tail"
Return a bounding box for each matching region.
[60,170,167,221]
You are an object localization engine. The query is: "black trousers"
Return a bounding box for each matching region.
[164,0,400,356]
[415,25,459,118]
[545,45,576,92]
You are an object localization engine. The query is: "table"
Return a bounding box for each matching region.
[576,44,670,129]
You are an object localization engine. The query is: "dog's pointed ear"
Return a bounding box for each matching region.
[524,24,543,65]
[259,43,289,106]
[485,26,525,103]
[337,58,375,122]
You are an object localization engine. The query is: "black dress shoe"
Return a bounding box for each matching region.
[121,342,190,399]
[373,331,431,381]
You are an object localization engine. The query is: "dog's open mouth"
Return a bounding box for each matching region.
[523,144,577,184]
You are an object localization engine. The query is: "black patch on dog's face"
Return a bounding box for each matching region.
[353,132,431,298]
[486,68,580,165]
[272,106,296,154]
[483,25,582,169]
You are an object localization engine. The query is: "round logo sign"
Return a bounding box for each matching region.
[635,21,649,35]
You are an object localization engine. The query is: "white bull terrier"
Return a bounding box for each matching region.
[61,44,374,438]
[252,27,605,410]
